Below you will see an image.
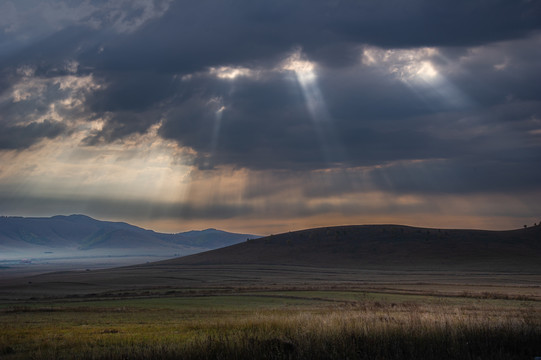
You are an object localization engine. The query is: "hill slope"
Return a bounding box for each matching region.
[159,224,541,271]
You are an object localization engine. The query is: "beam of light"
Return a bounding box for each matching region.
[200,97,226,170]
[0,120,194,219]
[362,46,472,109]
[283,50,344,166]
[210,103,225,156]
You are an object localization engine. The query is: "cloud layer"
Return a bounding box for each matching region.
[1,0,540,232]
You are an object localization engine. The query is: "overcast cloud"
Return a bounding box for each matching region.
[0,0,540,233]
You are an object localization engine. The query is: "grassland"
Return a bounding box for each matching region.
[1,288,540,359]
[1,225,540,358]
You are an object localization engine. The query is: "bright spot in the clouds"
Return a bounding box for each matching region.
[281,50,321,117]
[282,50,317,83]
[362,46,470,108]
[416,61,438,80]
[209,66,255,80]
[362,46,441,84]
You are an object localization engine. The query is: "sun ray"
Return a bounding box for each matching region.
[283,50,345,166]
[205,98,226,169]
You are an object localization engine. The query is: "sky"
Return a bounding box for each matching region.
[0,0,540,234]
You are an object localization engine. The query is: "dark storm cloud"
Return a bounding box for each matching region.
[88,71,178,112]
[322,0,541,48]
[158,72,330,170]
[368,154,541,195]
[152,46,541,173]
[0,120,66,149]
[1,0,541,196]
[82,0,541,73]
[6,0,533,79]
[82,71,178,143]
[436,44,541,107]
[4,0,541,70]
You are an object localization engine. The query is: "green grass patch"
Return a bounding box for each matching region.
[1,294,331,312]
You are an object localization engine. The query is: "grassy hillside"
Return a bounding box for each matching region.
[162,224,541,271]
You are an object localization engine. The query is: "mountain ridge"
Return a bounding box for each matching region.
[0,214,259,254]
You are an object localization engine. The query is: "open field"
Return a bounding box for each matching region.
[1,287,540,359]
[1,225,540,358]
[2,262,541,301]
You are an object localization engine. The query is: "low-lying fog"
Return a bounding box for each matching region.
[0,248,189,278]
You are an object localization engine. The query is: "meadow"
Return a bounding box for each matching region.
[1,225,540,359]
[1,288,540,359]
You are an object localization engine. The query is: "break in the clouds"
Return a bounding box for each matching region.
[1,0,540,233]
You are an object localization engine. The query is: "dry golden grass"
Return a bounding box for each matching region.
[1,291,539,359]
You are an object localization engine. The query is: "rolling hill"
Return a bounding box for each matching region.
[156,224,541,271]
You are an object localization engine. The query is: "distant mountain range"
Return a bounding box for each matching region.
[0,214,258,256]
[161,224,541,271]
